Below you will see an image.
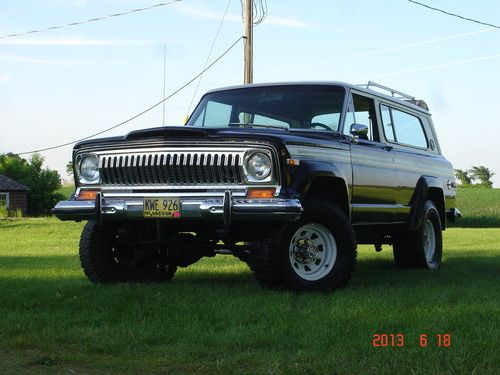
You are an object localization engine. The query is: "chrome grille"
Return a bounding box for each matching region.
[99,150,244,186]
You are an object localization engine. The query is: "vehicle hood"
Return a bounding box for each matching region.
[74,126,345,150]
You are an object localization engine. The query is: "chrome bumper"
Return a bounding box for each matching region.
[53,192,302,223]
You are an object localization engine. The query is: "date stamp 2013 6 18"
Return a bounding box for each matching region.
[371,333,452,347]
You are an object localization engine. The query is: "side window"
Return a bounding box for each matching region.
[0,192,9,209]
[193,100,232,127]
[344,94,379,141]
[380,105,396,142]
[391,108,427,148]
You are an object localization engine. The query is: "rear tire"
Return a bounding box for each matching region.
[248,199,357,292]
[79,221,176,283]
[393,200,442,269]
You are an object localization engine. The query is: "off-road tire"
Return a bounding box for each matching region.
[247,239,281,288]
[393,200,443,269]
[79,220,176,283]
[248,199,357,292]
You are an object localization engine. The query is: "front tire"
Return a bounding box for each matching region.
[248,199,357,292]
[393,200,443,269]
[79,221,177,283]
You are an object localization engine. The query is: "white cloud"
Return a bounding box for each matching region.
[49,0,90,5]
[264,16,306,28]
[0,54,91,66]
[176,3,306,28]
[373,54,500,79]
[175,3,239,22]
[0,74,11,81]
[0,37,153,46]
[0,55,52,64]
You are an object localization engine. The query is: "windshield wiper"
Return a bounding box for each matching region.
[228,122,289,131]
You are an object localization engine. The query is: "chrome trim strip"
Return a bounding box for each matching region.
[101,191,248,198]
[77,185,280,196]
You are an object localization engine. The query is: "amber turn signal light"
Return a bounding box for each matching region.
[246,188,276,199]
[76,189,100,201]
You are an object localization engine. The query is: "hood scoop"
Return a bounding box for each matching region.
[126,126,212,140]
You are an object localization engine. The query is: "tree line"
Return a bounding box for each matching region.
[454,166,495,188]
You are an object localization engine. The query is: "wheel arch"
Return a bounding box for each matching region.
[304,176,350,218]
[288,160,350,217]
[409,176,446,230]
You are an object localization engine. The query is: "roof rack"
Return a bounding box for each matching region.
[357,81,430,111]
[358,81,414,100]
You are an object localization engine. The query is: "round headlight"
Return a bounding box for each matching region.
[80,156,100,182]
[246,152,272,180]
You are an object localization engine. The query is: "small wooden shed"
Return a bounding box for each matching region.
[0,174,29,215]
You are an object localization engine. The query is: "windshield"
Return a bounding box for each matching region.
[186,85,346,131]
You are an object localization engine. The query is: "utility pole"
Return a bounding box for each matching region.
[243,0,253,84]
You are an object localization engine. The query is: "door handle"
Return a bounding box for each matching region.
[382,145,394,151]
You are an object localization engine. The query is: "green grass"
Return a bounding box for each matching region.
[57,185,75,200]
[0,218,499,374]
[453,188,500,227]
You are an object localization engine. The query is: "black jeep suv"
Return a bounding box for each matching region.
[54,81,461,292]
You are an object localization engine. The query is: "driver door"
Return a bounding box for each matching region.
[345,92,397,224]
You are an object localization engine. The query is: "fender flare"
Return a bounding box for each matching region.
[408,176,445,230]
[289,160,350,202]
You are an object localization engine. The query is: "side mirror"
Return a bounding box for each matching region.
[350,123,369,139]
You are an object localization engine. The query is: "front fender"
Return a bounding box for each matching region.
[288,159,350,200]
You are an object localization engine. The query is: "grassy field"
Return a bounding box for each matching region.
[453,188,500,227]
[57,185,75,200]
[0,218,498,374]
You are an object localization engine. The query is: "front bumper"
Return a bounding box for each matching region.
[446,208,462,222]
[53,191,302,224]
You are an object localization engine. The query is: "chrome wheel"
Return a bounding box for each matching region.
[288,223,337,281]
[423,219,436,264]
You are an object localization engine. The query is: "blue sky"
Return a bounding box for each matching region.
[1,0,499,186]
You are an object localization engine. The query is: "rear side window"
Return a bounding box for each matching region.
[380,105,427,148]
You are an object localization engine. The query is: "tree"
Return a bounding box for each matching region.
[454,169,472,186]
[0,153,64,216]
[469,166,495,188]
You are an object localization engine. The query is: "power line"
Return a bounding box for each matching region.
[14,36,243,156]
[239,0,267,25]
[252,0,267,25]
[372,53,500,79]
[407,0,500,29]
[186,0,232,118]
[0,0,182,39]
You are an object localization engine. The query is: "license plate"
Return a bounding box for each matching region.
[143,197,181,218]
